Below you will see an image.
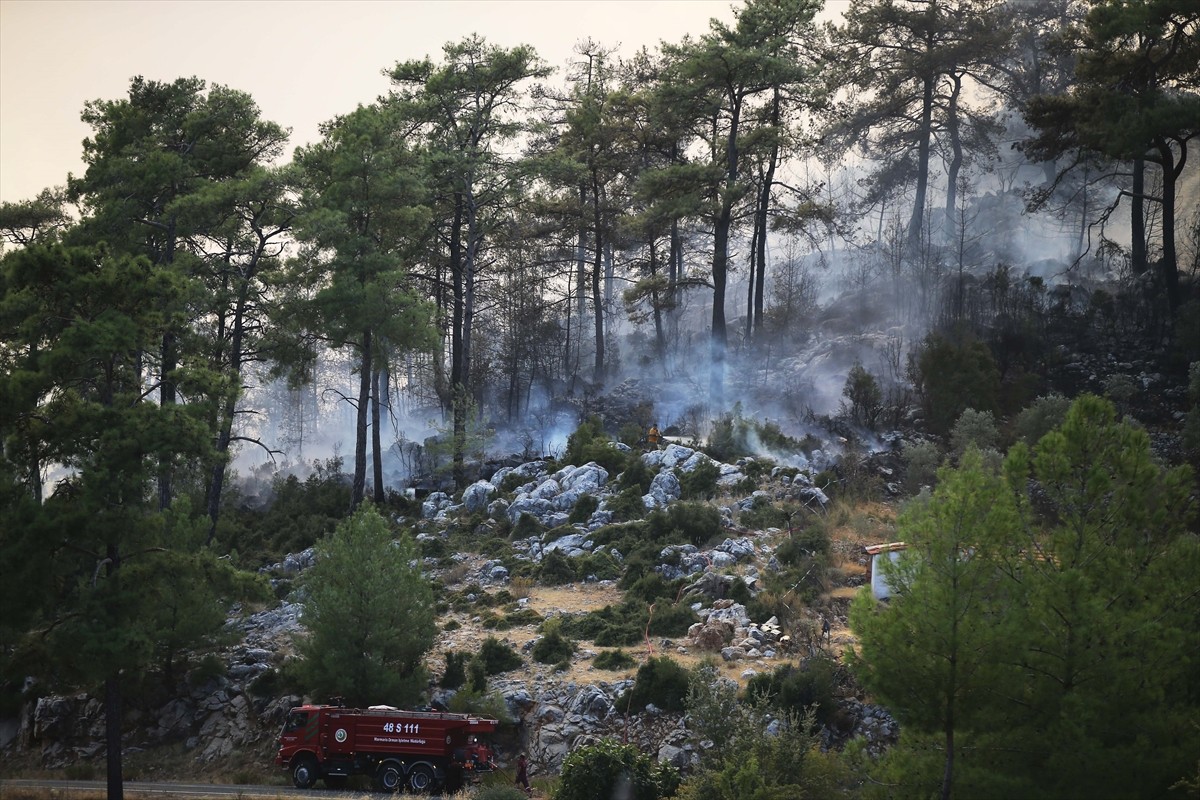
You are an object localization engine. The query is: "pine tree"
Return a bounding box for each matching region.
[298,504,436,707]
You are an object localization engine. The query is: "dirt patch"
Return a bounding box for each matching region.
[526,582,623,616]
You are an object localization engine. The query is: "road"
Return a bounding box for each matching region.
[0,779,378,799]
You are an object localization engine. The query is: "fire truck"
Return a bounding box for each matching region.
[275,704,498,792]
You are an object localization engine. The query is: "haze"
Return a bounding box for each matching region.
[0,0,793,204]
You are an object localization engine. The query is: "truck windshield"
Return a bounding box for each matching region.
[283,711,309,732]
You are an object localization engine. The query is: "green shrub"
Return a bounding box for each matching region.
[189,653,226,686]
[576,550,622,581]
[467,657,488,692]
[540,549,577,585]
[678,460,719,500]
[560,597,698,647]
[441,651,467,689]
[556,738,679,800]
[738,496,791,530]
[512,513,544,540]
[912,332,1001,436]
[619,457,655,494]
[476,636,523,675]
[565,416,632,475]
[593,649,637,670]
[1013,394,1071,446]
[744,655,839,726]
[902,439,943,493]
[247,662,305,699]
[950,408,999,458]
[418,536,447,559]
[569,494,600,524]
[492,608,543,630]
[605,485,649,522]
[1186,363,1200,459]
[645,502,722,548]
[842,361,884,429]
[447,687,514,723]
[619,656,690,712]
[532,619,575,664]
[622,572,680,604]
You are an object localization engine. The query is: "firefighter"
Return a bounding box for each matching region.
[515,753,531,795]
[647,423,660,448]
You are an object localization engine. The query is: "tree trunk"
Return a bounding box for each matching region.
[1154,139,1180,314]
[104,544,124,800]
[711,205,731,410]
[754,87,781,341]
[105,674,123,800]
[351,329,372,510]
[1131,156,1146,275]
[943,75,964,243]
[449,192,467,487]
[907,74,935,250]
[710,96,742,410]
[157,217,178,511]
[649,237,666,360]
[372,364,385,505]
[592,171,605,384]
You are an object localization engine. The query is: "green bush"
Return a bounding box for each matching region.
[622,572,680,604]
[619,656,691,712]
[441,651,467,689]
[467,657,488,692]
[738,496,791,530]
[843,361,884,429]
[556,738,679,800]
[189,653,227,686]
[446,687,514,723]
[576,550,622,581]
[593,649,637,670]
[512,513,544,540]
[476,637,523,675]
[569,494,600,524]
[950,408,999,458]
[492,608,543,630]
[744,655,839,727]
[1013,394,1071,446]
[912,332,1001,436]
[532,619,575,664]
[216,457,351,562]
[678,461,719,500]
[540,549,577,585]
[645,502,722,548]
[619,458,655,494]
[560,597,698,647]
[606,485,649,522]
[902,439,943,493]
[564,416,632,475]
[1186,363,1200,460]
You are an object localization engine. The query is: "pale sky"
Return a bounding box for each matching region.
[0,0,790,204]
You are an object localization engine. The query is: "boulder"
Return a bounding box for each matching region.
[560,462,609,494]
[648,470,682,506]
[462,480,496,513]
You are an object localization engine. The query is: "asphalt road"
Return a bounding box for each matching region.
[0,779,382,799]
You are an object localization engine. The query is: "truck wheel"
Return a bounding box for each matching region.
[407,763,436,793]
[291,755,319,789]
[375,762,404,793]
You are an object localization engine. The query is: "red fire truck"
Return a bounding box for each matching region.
[275,704,498,792]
